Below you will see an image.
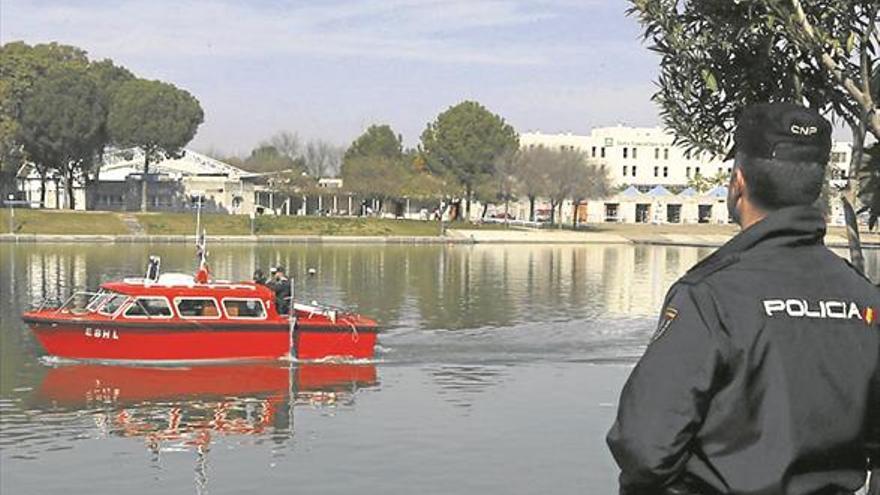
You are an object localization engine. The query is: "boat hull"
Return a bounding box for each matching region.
[28,321,290,362]
[294,329,377,360]
[25,315,379,362]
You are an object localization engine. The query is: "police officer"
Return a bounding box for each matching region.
[273,266,291,315]
[607,102,880,495]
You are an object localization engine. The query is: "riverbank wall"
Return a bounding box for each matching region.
[1,229,874,249]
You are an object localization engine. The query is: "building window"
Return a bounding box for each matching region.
[632,148,638,159]
[663,166,668,177]
[831,151,847,163]
[591,146,597,158]
[623,166,628,176]
[664,149,669,160]
[654,148,659,159]
[601,147,606,158]
[695,167,701,176]
[632,166,637,176]
[686,167,691,178]
[623,148,628,159]
[727,167,732,174]
[654,166,659,177]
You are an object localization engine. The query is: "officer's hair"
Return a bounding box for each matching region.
[735,152,826,210]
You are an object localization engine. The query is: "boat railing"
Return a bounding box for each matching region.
[36,291,104,314]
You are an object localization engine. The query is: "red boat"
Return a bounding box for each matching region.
[22,246,379,362]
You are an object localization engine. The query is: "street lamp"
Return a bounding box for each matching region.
[7,194,13,234]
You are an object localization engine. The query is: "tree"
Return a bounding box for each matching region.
[473,149,519,220]
[0,42,91,194]
[570,163,611,228]
[344,124,403,162]
[341,155,407,213]
[303,139,342,178]
[108,79,203,211]
[513,146,551,221]
[240,144,302,174]
[266,131,302,163]
[17,65,106,209]
[628,0,880,222]
[543,148,590,226]
[687,170,729,193]
[420,101,519,219]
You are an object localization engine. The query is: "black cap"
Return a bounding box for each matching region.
[726,102,832,162]
[275,266,285,273]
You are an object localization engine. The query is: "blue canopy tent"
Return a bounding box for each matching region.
[647,185,673,197]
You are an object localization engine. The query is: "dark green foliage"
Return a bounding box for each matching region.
[108,78,203,211]
[0,42,91,174]
[240,144,303,174]
[420,101,518,216]
[344,124,402,162]
[18,65,106,208]
[628,0,879,154]
[108,78,203,159]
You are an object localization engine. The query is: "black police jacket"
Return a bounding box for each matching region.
[607,206,880,495]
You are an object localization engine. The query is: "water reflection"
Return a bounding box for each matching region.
[16,363,376,493]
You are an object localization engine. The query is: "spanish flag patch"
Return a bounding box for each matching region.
[865,307,876,325]
[651,307,679,343]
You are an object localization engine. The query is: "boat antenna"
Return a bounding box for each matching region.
[194,193,203,246]
[193,193,210,283]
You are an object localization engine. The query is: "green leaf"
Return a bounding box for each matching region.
[701,69,718,92]
[845,31,856,53]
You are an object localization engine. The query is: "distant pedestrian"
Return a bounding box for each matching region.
[253,269,266,286]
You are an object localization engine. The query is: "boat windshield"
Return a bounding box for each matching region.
[85,290,110,312]
[98,293,129,316]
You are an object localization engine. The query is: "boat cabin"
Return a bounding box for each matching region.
[73,274,283,322]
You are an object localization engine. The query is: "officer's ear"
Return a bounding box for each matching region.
[731,167,746,198]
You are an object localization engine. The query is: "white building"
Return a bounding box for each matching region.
[518,126,856,225]
[522,126,728,190]
[17,148,264,214]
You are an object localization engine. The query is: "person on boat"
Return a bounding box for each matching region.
[607,102,880,495]
[253,269,266,286]
[272,266,291,315]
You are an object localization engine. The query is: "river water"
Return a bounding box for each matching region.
[1,242,877,495]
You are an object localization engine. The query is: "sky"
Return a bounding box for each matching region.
[1,0,662,155]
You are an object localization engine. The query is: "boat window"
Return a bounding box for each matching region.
[86,291,110,312]
[98,294,129,315]
[125,297,172,317]
[176,298,220,318]
[223,299,266,319]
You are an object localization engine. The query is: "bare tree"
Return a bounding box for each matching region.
[543,148,586,226]
[513,146,551,222]
[267,131,302,162]
[570,162,611,228]
[303,139,343,178]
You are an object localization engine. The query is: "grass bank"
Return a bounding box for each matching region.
[1,209,487,236]
[136,213,449,236]
[0,209,129,235]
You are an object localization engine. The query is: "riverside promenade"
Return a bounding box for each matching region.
[0,226,872,249]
